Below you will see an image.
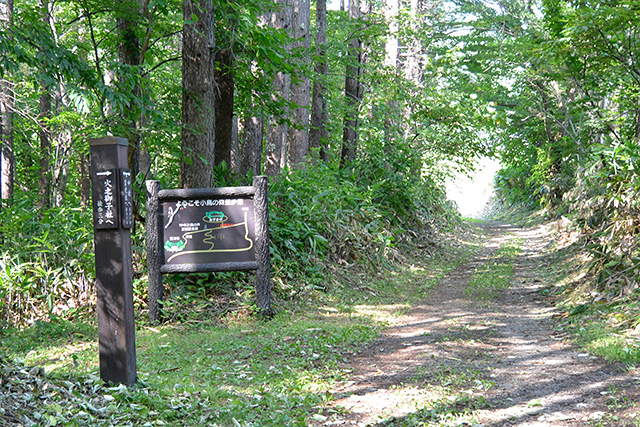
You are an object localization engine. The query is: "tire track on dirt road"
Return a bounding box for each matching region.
[311,222,640,427]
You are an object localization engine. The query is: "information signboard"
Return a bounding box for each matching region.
[146,177,272,323]
[160,197,256,266]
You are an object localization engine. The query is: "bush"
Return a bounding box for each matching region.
[568,139,640,300]
[267,159,457,299]
[0,157,458,326]
[0,196,94,327]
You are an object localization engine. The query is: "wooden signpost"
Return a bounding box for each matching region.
[89,136,271,384]
[89,137,137,386]
[146,176,272,323]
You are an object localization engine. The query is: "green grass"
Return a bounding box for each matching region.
[465,238,521,301]
[0,312,378,426]
[136,315,378,426]
[526,218,640,369]
[555,300,640,368]
[1,311,380,426]
[0,233,475,426]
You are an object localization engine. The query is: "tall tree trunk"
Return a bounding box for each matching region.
[37,0,52,209]
[264,0,292,177]
[309,0,329,163]
[230,115,239,171]
[116,0,157,223]
[1,0,14,206]
[240,113,264,178]
[181,0,216,188]
[635,106,640,145]
[264,81,290,176]
[0,79,13,205]
[340,0,363,168]
[52,129,71,207]
[287,0,311,167]
[74,26,93,208]
[79,152,91,207]
[38,82,52,209]
[116,0,142,178]
[383,0,401,146]
[239,56,264,178]
[137,0,161,183]
[117,0,156,190]
[384,0,399,71]
[214,48,234,169]
[403,0,422,84]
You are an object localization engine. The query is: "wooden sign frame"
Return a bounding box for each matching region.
[146,176,271,323]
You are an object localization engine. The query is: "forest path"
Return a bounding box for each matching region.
[311,222,640,426]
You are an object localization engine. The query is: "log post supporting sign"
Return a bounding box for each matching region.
[146,175,272,323]
[146,180,163,323]
[89,137,136,386]
[252,176,272,317]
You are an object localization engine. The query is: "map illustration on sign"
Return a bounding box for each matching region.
[161,198,256,266]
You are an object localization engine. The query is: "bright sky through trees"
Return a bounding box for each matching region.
[446,157,501,218]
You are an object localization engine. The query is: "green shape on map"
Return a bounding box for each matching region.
[205,211,224,221]
[164,240,186,252]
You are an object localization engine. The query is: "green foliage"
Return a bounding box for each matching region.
[0,218,475,426]
[268,162,456,298]
[0,315,96,353]
[568,139,640,300]
[481,0,640,308]
[1,301,381,426]
[0,199,94,326]
[556,298,640,367]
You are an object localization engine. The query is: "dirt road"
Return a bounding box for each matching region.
[312,222,640,426]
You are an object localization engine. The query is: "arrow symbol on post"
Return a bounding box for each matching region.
[96,171,112,176]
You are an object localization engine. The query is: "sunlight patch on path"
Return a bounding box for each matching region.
[334,386,435,423]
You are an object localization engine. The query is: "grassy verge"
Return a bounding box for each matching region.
[554,298,640,368]
[0,229,476,426]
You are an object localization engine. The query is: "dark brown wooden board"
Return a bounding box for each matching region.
[147,176,272,322]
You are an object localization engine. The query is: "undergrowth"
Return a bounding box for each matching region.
[555,296,640,368]
[0,159,467,425]
[567,141,640,303]
[0,221,472,426]
[0,198,95,327]
[0,163,458,328]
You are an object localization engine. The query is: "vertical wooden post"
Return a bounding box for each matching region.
[89,137,136,386]
[146,180,163,323]
[253,175,272,317]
